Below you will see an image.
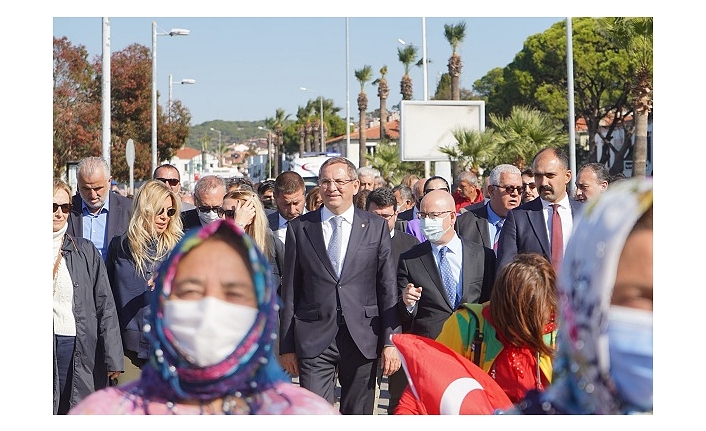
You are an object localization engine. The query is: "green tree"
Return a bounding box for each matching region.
[373,65,390,140]
[365,142,425,186]
[397,45,418,101]
[598,17,653,177]
[355,65,373,167]
[444,21,466,101]
[264,108,290,177]
[484,18,634,166]
[439,128,497,176]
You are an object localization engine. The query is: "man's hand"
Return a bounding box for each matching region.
[380,345,401,377]
[403,283,422,307]
[279,352,299,376]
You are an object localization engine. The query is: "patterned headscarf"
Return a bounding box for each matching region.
[139,218,288,401]
[525,177,653,414]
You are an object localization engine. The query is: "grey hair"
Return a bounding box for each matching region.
[579,163,610,184]
[489,164,522,186]
[456,170,479,186]
[77,156,110,178]
[392,184,413,203]
[193,175,226,204]
[357,166,380,178]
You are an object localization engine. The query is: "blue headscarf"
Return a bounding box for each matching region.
[139,218,288,401]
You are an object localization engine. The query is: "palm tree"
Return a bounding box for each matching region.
[490,105,566,169]
[266,108,291,177]
[598,17,653,177]
[373,65,390,140]
[444,21,466,101]
[439,128,497,175]
[295,106,309,155]
[355,65,373,167]
[397,45,418,101]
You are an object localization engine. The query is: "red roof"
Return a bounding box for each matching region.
[175,147,201,159]
[329,120,400,142]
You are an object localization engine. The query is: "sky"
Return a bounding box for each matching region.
[53,16,563,125]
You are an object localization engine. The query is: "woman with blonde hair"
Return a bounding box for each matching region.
[53,178,123,414]
[106,179,183,385]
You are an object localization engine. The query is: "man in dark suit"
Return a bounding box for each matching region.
[496,147,584,275]
[396,177,425,223]
[279,157,401,415]
[180,175,226,233]
[365,187,419,414]
[398,189,496,342]
[67,156,133,261]
[267,171,306,245]
[455,164,523,253]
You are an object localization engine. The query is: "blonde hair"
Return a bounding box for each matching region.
[222,189,274,261]
[127,180,183,278]
[53,178,72,199]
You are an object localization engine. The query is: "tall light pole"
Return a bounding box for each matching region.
[152,22,190,174]
[168,74,196,121]
[258,126,273,179]
[210,128,222,167]
[300,87,325,153]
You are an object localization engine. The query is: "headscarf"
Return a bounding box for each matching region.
[139,218,288,402]
[518,177,653,414]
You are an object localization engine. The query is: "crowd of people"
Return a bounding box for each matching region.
[53,150,652,416]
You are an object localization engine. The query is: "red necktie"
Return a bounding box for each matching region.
[550,204,563,272]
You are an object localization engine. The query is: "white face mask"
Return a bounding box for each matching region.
[420,214,451,243]
[607,305,653,411]
[163,297,258,367]
[198,209,221,225]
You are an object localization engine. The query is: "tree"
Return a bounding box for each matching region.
[373,65,390,140]
[444,21,466,101]
[355,65,373,167]
[265,108,290,177]
[397,44,419,101]
[483,18,634,169]
[53,37,101,177]
[439,128,497,175]
[598,17,653,177]
[365,141,425,186]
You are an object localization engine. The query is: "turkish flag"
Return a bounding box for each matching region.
[391,333,513,415]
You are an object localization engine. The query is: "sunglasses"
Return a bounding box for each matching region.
[221,208,235,218]
[493,185,524,194]
[198,205,222,214]
[522,182,537,190]
[53,203,71,213]
[157,207,177,217]
[156,178,180,187]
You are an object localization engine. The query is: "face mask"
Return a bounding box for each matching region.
[607,305,653,411]
[163,297,258,367]
[420,214,450,243]
[198,209,221,225]
[262,198,276,210]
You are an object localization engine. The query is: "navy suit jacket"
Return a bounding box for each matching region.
[496,196,584,274]
[267,210,281,233]
[396,237,496,340]
[279,206,401,360]
[454,201,492,249]
[67,192,133,253]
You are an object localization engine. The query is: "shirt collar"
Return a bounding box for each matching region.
[431,231,462,255]
[81,193,109,216]
[321,204,354,225]
[541,193,571,210]
[486,202,502,225]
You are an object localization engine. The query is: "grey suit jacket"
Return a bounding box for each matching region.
[396,237,496,340]
[279,207,401,360]
[454,201,492,249]
[496,196,584,274]
[67,192,133,255]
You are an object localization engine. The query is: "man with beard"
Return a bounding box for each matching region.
[495,148,584,275]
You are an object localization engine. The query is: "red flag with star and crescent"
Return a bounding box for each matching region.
[391,333,513,415]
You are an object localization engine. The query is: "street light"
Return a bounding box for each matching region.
[210,128,222,168]
[258,126,273,179]
[300,87,325,153]
[152,21,190,174]
[168,74,196,121]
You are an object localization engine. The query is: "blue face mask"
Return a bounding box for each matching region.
[419,214,451,243]
[607,305,653,412]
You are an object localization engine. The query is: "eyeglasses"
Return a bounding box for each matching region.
[156,178,180,187]
[53,203,71,213]
[522,182,537,190]
[418,210,452,219]
[319,179,356,189]
[198,205,222,214]
[493,185,524,194]
[424,187,449,195]
[156,207,177,217]
[221,208,235,218]
[375,213,395,220]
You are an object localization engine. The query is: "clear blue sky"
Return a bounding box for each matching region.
[53,16,563,125]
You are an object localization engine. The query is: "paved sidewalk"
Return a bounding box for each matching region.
[291,375,391,415]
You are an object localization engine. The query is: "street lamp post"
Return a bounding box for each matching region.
[210,128,222,167]
[258,126,273,179]
[300,87,325,153]
[152,21,190,174]
[168,74,196,121]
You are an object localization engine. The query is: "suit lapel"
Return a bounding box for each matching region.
[419,243,451,308]
[528,205,551,255]
[339,210,366,278]
[303,209,339,279]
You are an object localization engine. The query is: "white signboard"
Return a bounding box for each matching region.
[400,101,485,161]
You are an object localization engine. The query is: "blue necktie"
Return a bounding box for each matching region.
[493,219,504,256]
[328,216,343,276]
[438,246,457,308]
